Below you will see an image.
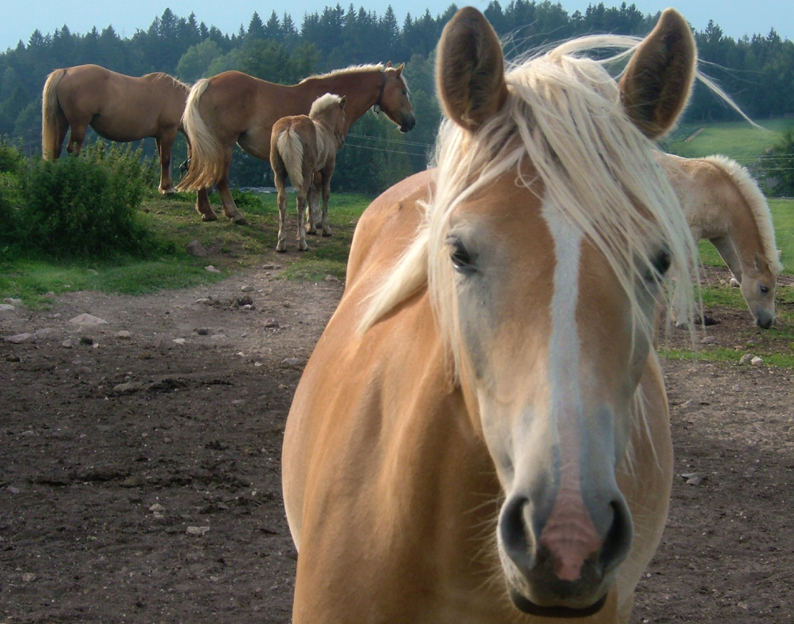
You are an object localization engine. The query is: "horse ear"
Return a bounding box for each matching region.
[436,7,508,132]
[385,61,393,68]
[619,8,696,139]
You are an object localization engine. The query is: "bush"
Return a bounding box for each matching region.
[0,140,25,248]
[16,143,158,259]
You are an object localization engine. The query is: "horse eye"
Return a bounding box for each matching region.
[644,248,670,283]
[760,284,770,295]
[447,237,476,274]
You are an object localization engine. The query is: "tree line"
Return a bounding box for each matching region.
[1,1,792,193]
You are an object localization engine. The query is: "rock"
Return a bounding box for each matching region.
[185,240,208,257]
[116,330,132,339]
[5,333,32,344]
[241,284,254,292]
[5,352,20,362]
[680,472,706,486]
[263,318,280,328]
[61,339,73,349]
[739,353,755,365]
[113,381,145,394]
[281,357,303,369]
[21,573,37,583]
[69,313,108,327]
[751,356,763,366]
[4,297,22,305]
[195,328,210,336]
[700,335,716,345]
[204,265,221,273]
[172,338,186,345]
[0,303,15,312]
[324,274,340,282]
[186,525,210,536]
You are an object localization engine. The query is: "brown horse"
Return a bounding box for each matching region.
[271,93,347,252]
[660,152,782,328]
[283,7,699,623]
[177,63,415,225]
[41,64,190,194]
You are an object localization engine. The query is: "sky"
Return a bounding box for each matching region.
[2,1,791,52]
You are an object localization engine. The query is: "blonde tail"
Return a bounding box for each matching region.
[277,128,304,189]
[177,79,226,190]
[41,69,66,161]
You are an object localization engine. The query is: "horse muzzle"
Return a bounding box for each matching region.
[754,310,774,329]
[497,490,632,614]
[400,113,416,133]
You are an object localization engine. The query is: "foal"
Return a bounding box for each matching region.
[270,94,347,252]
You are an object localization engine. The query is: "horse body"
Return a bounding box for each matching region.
[178,64,415,224]
[41,64,189,193]
[271,93,347,251]
[661,153,782,327]
[284,7,697,623]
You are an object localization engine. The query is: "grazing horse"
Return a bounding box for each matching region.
[271,93,347,252]
[660,153,782,328]
[283,7,699,623]
[177,63,415,225]
[41,64,189,194]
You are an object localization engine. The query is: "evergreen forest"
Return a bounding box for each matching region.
[1,1,792,193]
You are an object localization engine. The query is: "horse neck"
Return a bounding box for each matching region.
[306,71,382,132]
[713,172,767,280]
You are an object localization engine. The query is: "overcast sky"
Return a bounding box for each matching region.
[3,1,791,52]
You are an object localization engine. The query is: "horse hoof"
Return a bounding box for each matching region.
[159,187,176,196]
[233,217,249,226]
[322,230,332,238]
[201,214,218,222]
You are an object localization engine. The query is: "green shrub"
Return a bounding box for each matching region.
[17,143,157,259]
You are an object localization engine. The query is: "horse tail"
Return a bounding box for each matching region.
[177,78,225,191]
[41,68,67,161]
[277,128,305,190]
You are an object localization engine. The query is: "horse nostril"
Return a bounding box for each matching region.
[598,500,633,575]
[499,496,535,570]
[756,316,773,329]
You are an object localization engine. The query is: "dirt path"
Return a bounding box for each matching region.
[1,265,791,623]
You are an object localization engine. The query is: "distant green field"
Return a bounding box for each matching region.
[663,118,794,164]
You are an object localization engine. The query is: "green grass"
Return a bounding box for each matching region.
[663,118,794,163]
[0,190,372,306]
[659,346,794,368]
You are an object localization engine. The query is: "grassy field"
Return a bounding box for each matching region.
[0,190,372,306]
[662,118,794,164]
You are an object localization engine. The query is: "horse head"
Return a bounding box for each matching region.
[427,7,696,615]
[740,252,779,328]
[377,63,415,133]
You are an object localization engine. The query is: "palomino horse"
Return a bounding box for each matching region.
[283,7,699,623]
[271,93,347,252]
[660,153,782,328]
[41,64,189,194]
[177,63,415,225]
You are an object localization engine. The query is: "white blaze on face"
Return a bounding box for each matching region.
[539,198,602,581]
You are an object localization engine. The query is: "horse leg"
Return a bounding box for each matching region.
[194,188,218,221]
[66,122,87,155]
[305,184,318,236]
[320,164,333,237]
[156,133,176,194]
[217,151,247,225]
[296,185,309,252]
[275,173,289,252]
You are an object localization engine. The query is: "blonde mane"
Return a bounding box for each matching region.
[144,71,190,92]
[309,92,344,117]
[702,154,783,274]
[299,63,386,83]
[359,36,698,363]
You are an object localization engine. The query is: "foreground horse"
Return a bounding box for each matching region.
[283,7,698,623]
[41,64,189,194]
[660,153,782,328]
[271,93,347,252]
[177,63,415,225]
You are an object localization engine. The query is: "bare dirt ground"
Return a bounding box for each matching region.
[1,262,792,623]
